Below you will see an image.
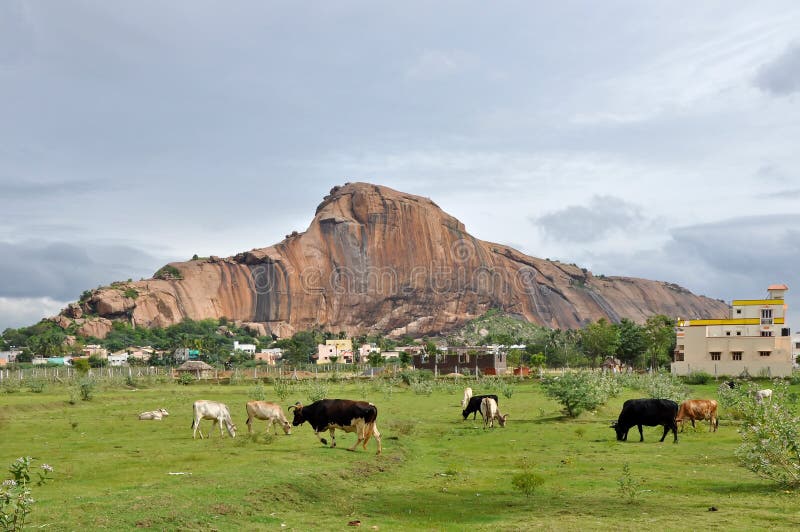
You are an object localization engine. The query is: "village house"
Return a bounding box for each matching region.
[315,339,353,364]
[671,285,793,378]
[107,352,129,366]
[255,348,283,365]
[0,350,20,366]
[413,346,508,375]
[233,340,257,355]
[81,344,108,359]
[174,348,200,362]
[357,343,380,363]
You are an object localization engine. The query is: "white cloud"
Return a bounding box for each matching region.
[755,42,800,95]
[0,297,66,331]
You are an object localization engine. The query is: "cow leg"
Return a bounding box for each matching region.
[349,424,364,452]
[638,425,644,442]
[372,424,382,455]
[314,431,328,446]
[329,428,337,448]
[193,417,204,439]
[659,424,669,442]
[691,419,696,429]
[246,416,253,434]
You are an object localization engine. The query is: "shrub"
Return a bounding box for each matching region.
[26,379,46,393]
[541,371,611,417]
[249,384,267,401]
[0,457,54,530]
[305,379,328,403]
[72,358,90,374]
[683,371,712,385]
[618,462,642,503]
[78,378,95,401]
[273,378,290,402]
[510,458,544,498]
[1,380,21,394]
[638,371,688,403]
[177,373,195,386]
[734,382,800,487]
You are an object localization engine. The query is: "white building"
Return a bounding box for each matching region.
[792,332,800,368]
[108,352,130,366]
[233,341,257,355]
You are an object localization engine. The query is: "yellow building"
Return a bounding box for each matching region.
[671,285,792,377]
[315,339,354,364]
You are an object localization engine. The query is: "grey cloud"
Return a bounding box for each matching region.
[0,240,171,300]
[532,196,644,243]
[755,42,800,96]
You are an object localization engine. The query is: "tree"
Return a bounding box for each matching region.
[87,355,107,368]
[367,351,384,367]
[329,355,339,365]
[580,318,621,368]
[643,315,676,369]
[615,318,646,367]
[541,371,613,417]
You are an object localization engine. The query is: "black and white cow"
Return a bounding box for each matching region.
[611,398,678,443]
[289,399,382,455]
[462,394,499,420]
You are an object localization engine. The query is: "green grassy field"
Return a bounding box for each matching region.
[1,378,798,531]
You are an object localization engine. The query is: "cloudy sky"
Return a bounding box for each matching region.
[1,1,799,333]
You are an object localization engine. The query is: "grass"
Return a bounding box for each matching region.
[1,379,799,530]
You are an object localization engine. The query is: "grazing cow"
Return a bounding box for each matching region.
[191,400,237,439]
[755,389,773,404]
[289,399,382,455]
[480,397,508,429]
[245,401,292,435]
[462,394,499,420]
[461,387,473,408]
[611,398,678,443]
[138,408,169,420]
[676,399,718,432]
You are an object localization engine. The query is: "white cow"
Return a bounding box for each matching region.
[245,401,292,435]
[755,389,773,404]
[461,387,473,408]
[192,400,237,439]
[138,408,169,420]
[480,397,508,429]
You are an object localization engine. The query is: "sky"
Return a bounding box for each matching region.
[1,1,799,333]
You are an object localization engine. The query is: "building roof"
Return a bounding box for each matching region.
[768,284,789,290]
[176,360,214,371]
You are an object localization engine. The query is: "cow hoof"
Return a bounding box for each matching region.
[320,438,328,445]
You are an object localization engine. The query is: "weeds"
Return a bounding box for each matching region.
[511,458,544,498]
[618,462,642,503]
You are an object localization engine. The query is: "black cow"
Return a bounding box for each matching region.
[462,394,499,420]
[611,398,678,443]
[289,399,382,455]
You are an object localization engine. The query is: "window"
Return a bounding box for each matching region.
[761,309,773,319]
[726,331,731,336]
[759,351,771,357]
[760,331,773,337]
[731,352,742,361]
[710,352,721,361]
[736,331,741,336]
[736,309,742,314]
[674,352,684,362]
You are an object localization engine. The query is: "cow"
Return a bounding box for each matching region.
[676,399,718,432]
[289,399,382,455]
[191,400,237,439]
[462,394,499,420]
[755,389,773,404]
[138,408,169,420]
[461,387,473,408]
[611,398,678,443]
[480,397,507,429]
[245,401,292,435]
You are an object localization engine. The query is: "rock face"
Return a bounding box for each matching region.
[61,183,729,338]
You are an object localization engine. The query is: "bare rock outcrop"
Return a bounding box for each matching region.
[59,183,729,338]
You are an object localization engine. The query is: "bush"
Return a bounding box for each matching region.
[26,379,46,393]
[77,378,95,401]
[1,457,54,530]
[638,371,688,403]
[177,373,195,386]
[273,378,290,402]
[1,379,21,394]
[249,384,267,401]
[541,371,612,417]
[510,458,544,498]
[734,382,800,487]
[683,371,712,385]
[305,379,328,403]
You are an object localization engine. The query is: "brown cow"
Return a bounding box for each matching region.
[676,399,718,432]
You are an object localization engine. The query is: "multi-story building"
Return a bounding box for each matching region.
[671,285,792,377]
[315,339,353,364]
[792,332,800,368]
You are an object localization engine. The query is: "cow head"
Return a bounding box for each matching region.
[159,408,170,416]
[610,421,624,441]
[288,402,305,427]
[497,414,509,427]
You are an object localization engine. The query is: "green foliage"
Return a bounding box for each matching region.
[154,264,182,280]
[1,457,54,531]
[618,463,642,503]
[642,315,677,369]
[25,379,46,394]
[367,351,384,367]
[305,379,329,403]
[1,380,20,394]
[72,358,90,374]
[638,371,688,403]
[734,382,800,487]
[77,378,95,401]
[248,384,267,401]
[541,371,614,417]
[273,378,290,402]
[454,309,551,346]
[88,355,107,368]
[123,288,138,299]
[511,458,544,498]
[177,373,195,385]
[580,318,621,368]
[683,371,712,385]
[614,318,646,367]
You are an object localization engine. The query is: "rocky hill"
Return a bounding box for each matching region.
[54,183,729,339]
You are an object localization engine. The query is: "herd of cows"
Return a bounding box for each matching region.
[136,380,774,453]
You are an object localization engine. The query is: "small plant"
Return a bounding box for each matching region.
[26,380,46,394]
[410,380,433,396]
[273,378,290,402]
[0,457,54,531]
[249,384,267,401]
[123,288,138,299]
[683,371,712,385]
[177,373,195,386]
[511,458,544,498]
[618,462,642,503]
[574,427,586,439]
[305,379,329,403]
[1,380,20,394]
[78,378,95,401]
[125,375,137,388]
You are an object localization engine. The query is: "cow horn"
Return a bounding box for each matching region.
[288,405,295,412]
